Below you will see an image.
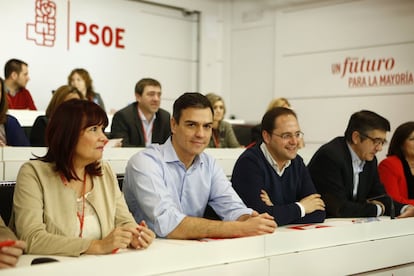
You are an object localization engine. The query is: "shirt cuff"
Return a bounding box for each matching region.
[400,204,410,215]
[375,204,382,216]
[295,202,305,217]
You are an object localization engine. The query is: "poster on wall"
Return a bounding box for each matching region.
[2,0,199,112]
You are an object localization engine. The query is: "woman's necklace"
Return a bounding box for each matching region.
[212,129,220,148]
[61,171,87,237]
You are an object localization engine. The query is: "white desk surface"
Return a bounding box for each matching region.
[3,217,414,276]
[0,147,246,180]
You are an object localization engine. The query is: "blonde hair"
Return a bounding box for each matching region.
[205,93,226,116]
[266,97,290,112]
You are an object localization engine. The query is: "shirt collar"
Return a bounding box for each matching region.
[347,142,365,173]
[260,142,291,176]
[137,106,157,123]
[163,137,202,168]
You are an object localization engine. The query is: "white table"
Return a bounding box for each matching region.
[3,217,414,276]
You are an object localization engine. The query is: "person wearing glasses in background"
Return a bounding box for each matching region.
[308,110,414,218]
[232,107,326,226]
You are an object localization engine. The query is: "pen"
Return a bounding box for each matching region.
[0,240,16,248]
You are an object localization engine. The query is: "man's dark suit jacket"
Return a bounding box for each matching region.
[308,136,402,218]
[110,102,171,147]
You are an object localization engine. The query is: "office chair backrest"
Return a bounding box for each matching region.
[0,181,16,226]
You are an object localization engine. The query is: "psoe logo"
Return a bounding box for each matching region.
[26,0,57,47]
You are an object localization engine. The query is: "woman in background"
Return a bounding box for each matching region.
[0,77,29,147]
[379,122,414,205]
[30,85,83,146]
[13,100,154,256]
[68,68,106,110]
[250,97,304,148]
[266,97,291,110]
[205,93,240,148]
[250,97,291,146]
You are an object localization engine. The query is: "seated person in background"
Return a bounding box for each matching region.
[68,68,105,110]
[123,92,276,239]
[0,216,25,269]
[30,85,84,147]
[4,58,37,110]
[12,100,155,256]
[232,107,325,226]
[379,122,414,205]
[205,93,240,148]
[111,78,171,147]
[308,110,414,218]
[250,97,304,148]
[0,77,30,146]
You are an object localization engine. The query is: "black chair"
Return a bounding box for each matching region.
[203,205,221,220]
[0,181,16,226]
[22,126,32,141]
[116,174,125,190]
[232,124,256,147]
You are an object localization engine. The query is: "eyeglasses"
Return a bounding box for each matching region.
[359,132,387,146]
[272,131,304,141]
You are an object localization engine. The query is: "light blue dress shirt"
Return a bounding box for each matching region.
[123,138,252,237]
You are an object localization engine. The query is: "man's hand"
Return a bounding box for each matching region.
[398,205,414,218]
[260,189,274,206]
[299,194,325,214]
[240,213,277,237]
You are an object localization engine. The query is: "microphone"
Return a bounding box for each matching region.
[31,257,59,265]
[367,194,395,219]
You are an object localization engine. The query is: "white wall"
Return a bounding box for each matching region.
[227,0,414,161]
[1,0,205,113]
[4,0,414,162]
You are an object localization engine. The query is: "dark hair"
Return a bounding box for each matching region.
[172,92,213,123]
[0,77,8,124]
[40,99,108,181]
[387,121,414,158]
[68,68,96,100]
[261,107,297,134]
[344,110,390,143]
[4,58,28,79]
[45,85,84,118]
[134,78,161,96]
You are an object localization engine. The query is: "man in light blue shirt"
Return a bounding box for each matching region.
[123,92,277,239]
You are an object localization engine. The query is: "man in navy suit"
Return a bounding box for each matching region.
[111,78,170,147]
[308,110,414,218]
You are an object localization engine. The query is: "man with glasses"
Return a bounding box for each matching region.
[232,107,326,226]
[308,110,414,218]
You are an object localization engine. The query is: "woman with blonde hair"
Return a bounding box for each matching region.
[250,97,291,146]
[205,93,240,148]
[266,97,290,111]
